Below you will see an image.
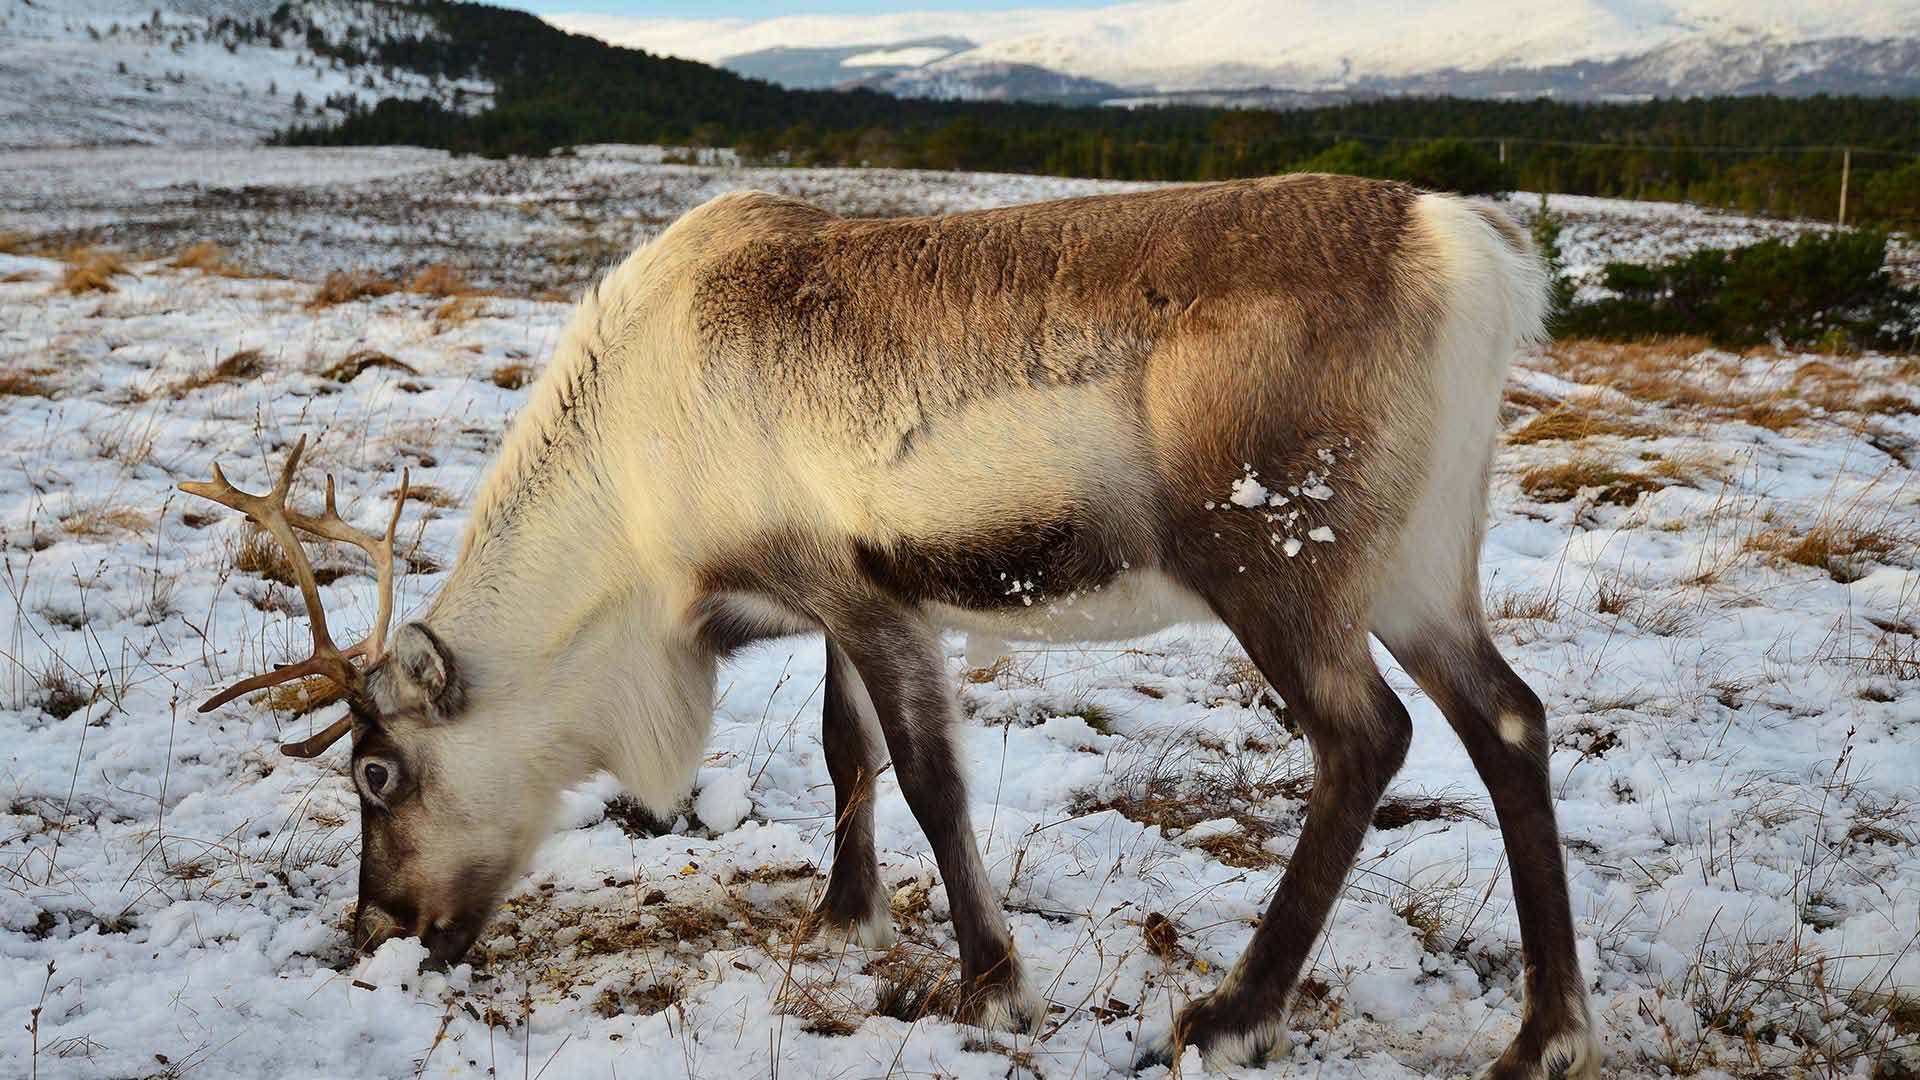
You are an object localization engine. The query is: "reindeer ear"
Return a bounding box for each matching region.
[393,622,462,714]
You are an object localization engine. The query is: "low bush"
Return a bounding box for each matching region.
[1555,229,1919,352]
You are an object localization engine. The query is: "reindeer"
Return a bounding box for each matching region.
[183,174,1597,1077]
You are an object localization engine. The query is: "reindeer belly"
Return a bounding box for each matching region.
[926,568,1214,644]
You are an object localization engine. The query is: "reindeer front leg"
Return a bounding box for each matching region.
[815,637,897,947]
[823,601,1045,1033]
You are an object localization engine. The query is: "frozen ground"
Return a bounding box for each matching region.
[1,165,1918,1079]
[6,144,1909,300]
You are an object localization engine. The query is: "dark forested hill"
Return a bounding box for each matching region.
[281,0,1920,226]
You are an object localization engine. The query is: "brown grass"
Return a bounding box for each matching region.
[1727,400,1809,432]
[258,678,346,716]
[170,241,240,276]
[1540,338,1812,431]
[1859,392,1920,417]
[1519,457,1664,506]
[307,269,398,309]
[1507,404,1649,445]
[401,540,442,576]
[233,528,350,588]
[0,231,32,255]
[37,666,92,720]
[1,269,38,284]
[1,371,54,398]
[1073,739,1306,870]
[866,943,963,1025]
[408,263,474,298]
[57,248,130,295]
[173,348,264,395]
[490,363,534,390]
[1747,521,1911,583]
[431,295,481,332]
[397,483,460,508]
[61,505,151,537]
[320,349,417,383]
[1489,588,1562,622]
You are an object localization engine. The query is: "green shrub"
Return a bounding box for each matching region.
[1555,229,1918,352]
[1530,194,1578,317]
[1860,161,1920,229]
[1386,138,1514,196]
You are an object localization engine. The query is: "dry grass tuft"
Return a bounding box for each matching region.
[490,363,534,390]
[321,349,417,383]
[1519,457,1664,506]
[1489,588,1562,622]
[0,231,33,254]
[1747,520,1910,583]
[402,540,443,576]
[57,248,130,295]
[866,943,962,1024]
[173,348,264,395]
[308,269,398,309]
[233,528,350,588]
[257,678,346,716]
[1507,404,1648,445]
[1373,793,1487,830]
[431,295,482,332]
[1,370,54,398]
[1857,631,1920,681]
[1726,400,1808,432]
[61,504,151,537]
[1859,392,1920,417]
[37,665,93,720]
[408,263,474,298]
[1540,337,1815,431]
[1074,737,1305,870]
[170,241,240,276]
[397,483,460,508]
[1,269,38,284]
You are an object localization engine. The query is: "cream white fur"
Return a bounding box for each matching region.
[1371,195,1550,646]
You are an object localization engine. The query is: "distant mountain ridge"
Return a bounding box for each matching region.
[548,0,1920,104]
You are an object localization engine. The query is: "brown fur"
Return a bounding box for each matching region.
[689,175,1427,462]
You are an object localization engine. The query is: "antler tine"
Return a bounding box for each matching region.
[179,434,359,722]
[285,468,409,664]
[279,715,354,759]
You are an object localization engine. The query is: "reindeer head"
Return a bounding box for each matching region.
[183,438,544,967]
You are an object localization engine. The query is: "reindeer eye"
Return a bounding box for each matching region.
[359,759,396,803]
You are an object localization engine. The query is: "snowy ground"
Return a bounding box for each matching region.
[2,165,1919,1079]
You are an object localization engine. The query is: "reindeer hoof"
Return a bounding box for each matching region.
[810,901,897,949]
[967,978,1046,1034]
[1135,993,1285,1072]
[1476,1027,1602,1080]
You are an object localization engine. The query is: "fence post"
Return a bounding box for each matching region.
[1838,146,1851,228]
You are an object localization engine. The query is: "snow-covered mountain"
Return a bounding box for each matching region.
[0,0,489,148]
[547,0,1920,102]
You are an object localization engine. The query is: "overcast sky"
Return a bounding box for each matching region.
[518,0,1104,17]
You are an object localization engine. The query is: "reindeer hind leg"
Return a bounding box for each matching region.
[1140,602,1412,1069]
[1379,619,1600,1080]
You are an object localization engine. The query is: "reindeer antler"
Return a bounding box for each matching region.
[181,435,411,757]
